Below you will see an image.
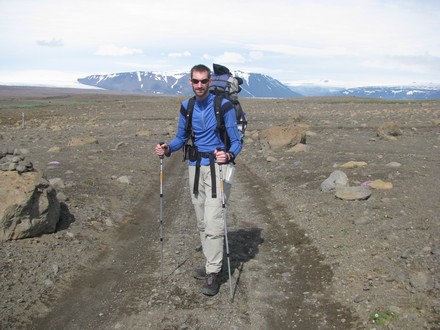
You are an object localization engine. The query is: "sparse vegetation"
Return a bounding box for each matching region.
[369,308,399,326]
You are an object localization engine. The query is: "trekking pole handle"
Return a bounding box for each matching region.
[215,148,228,165]
[158,141,166,159]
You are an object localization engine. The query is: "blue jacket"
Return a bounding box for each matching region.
[167,93,242,166]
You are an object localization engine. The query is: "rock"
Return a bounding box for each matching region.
[259,125,306,151]
[15,164,27,173]
[266,156,277,162]
[117,176,133,184]
[386,161,402,168]
[286,143,309,153]
[49,178,65,190]
[47,146,61,153]
[135,130,152,137]
[0,170,61,240]
[395,273,407,282]
[321,170,349,192]
[377,121,403,138]
[369,179,393,190]
[409,272,435,291]
[335,186,372,201]
[383,135,398,141]
[340,161,368,169]
[68,136,98,147]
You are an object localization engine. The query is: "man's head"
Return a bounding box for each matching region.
[190,64,211,99]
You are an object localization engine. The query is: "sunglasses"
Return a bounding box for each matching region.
[191,78,210,84]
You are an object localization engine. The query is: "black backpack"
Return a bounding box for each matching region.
[184,63,247,151]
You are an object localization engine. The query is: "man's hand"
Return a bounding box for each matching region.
[214,149,229,165]
[155,143,169,158]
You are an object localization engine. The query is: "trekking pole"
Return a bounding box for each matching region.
[217,151,233,300]
[159,142,165,279]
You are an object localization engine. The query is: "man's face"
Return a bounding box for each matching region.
[190,70,211,99]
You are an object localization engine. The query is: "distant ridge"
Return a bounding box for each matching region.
[289,84,440,100]
[336,86,440,100]
[77,71,302,98]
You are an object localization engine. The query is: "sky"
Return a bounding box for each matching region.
[1,0,439,88]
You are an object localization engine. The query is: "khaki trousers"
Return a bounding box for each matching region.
[188,163,232,274]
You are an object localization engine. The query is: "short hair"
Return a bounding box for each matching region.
[190,64,211,79]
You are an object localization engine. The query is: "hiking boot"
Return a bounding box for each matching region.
[201,273,220,296]
[192,267,206,280]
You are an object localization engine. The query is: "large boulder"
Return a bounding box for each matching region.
[259,125,306,151]
[0,170,60,240]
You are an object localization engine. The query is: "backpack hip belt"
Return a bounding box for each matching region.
[193,151,217,199]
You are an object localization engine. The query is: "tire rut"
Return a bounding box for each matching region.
[235,161,360,329]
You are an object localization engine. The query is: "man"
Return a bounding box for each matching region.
[155,64,242,296]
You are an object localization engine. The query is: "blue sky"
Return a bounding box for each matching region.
[1,0,439,88]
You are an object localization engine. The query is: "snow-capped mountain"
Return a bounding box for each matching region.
[289,84,440,100]
[335,86,440,100]
[77,71,301,98]
[78,70,440,100]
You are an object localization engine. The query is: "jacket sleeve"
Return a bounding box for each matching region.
[166,104,189,156]
[222,100,243,157]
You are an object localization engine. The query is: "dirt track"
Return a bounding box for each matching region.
[29,153,358,329]
[1,87,439,329]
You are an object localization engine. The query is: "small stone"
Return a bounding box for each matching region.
[369,179,393,190]
[335,186,372,201]
[386,161,402,168]
[117,176,133,184]
[395,273,406,282]
[340,161,368,169]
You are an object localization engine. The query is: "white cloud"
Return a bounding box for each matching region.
[94,45,143,57]
[168,51,191,58]
[362,54,440,75]
[36,38,63,47]
[249,51,264,60]
[209,52,247,64]
[248,43,356,57]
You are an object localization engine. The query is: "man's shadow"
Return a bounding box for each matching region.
[220,227,264,296]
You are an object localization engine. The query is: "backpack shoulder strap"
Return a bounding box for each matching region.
[184,96,196,132]
[214,94,232,150]
[214,95,224,130]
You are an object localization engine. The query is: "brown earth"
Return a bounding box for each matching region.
[0,86,439,329]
